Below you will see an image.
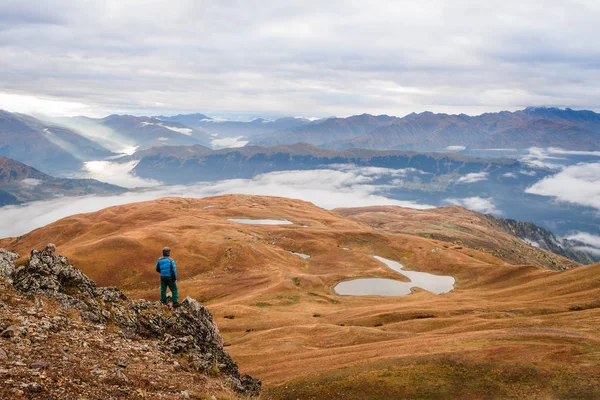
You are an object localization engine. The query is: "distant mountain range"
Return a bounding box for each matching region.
[130,142,524,184]
[1,106,598,178]
[156,114,316,138]
[0,156,125,206]
[250,107,600,151]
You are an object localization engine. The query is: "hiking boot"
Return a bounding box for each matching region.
[172,302,181,309]
[160,301,168,306]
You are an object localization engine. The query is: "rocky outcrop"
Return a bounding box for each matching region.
[0,248,18,278]
[4,246,261,396]
[485,216,599,265]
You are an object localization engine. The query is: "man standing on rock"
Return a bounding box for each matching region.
[156,247,180,308]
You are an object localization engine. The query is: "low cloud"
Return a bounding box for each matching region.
[446,145,466,151]
[211,136,249,149]
[546,148,600,157]
[526,163,600,211]
[444,197,500,214]
[519,147,565,170]
[20,178,42,187]
[82,161,161,188]
[456,172,488,184]
[566,232,600,248]
[0,168,434,238]
[520,170,537,176]
[573,246,600,257]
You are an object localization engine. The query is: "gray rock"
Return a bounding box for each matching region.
[0,249,18,278]
[30,360,49,370]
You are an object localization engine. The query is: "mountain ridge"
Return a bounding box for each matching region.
[0,156,125,206]
[250,107,600,151]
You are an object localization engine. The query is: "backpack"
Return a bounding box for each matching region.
[169,259,176,280]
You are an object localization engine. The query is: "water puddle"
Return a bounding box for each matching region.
[334,256,455,296]
[287,251,310,259]
[228,218,293,225]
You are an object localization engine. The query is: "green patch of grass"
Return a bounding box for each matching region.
[266,353,600,400]
[255,302,271,308]
[292,277,301,287]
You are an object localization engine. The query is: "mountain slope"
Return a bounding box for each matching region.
[483,215,599,264]
[0,156,126,206]
[1,195,600,398]
[334,205,588,268]
[131,143,521,184]
[97,115,212,149]
[0,110,115,175]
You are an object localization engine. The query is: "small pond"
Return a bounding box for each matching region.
[287,251,310,259]
[334,256,455,296]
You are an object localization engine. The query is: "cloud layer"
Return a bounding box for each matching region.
[526,163,600,211]
[444,197,500,214]
[1,0,599,117]
[0,167,434,238]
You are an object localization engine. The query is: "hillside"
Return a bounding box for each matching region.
[2,195,600,398]
[0,156,126,206]
[0,247,259,398]
[0,110,115,175]
[334,205,587,268]
[131,143,522,183]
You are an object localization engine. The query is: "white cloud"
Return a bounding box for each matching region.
[82,161,161,188]
[519,170,537,176]
[526,163,600,211]
[0,168,434,238]
[140,121,193,135]
[211,136,249,149]
[1,1,600,117]
[546,148,600,157]
[20,178,42,187]
[519,147,565,170]
[502,172,517,178]
[566,232,600,248]
[445,197,500,214]
[456,172,488,184]
[573,246,600,256]
[446,145,466,151]
[0,92,95,117]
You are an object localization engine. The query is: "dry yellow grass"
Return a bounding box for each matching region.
[2,195,600,398]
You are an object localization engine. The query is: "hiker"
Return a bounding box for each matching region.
[156,246,180,308]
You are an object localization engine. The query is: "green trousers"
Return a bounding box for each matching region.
[160,277,179,304]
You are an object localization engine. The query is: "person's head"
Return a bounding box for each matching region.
[162,246,171,257]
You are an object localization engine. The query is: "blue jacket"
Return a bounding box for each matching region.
[156,257,178,280]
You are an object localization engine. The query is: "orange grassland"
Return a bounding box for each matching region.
[2,195,600,399]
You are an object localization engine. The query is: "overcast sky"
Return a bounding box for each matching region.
[0,0,599,118]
